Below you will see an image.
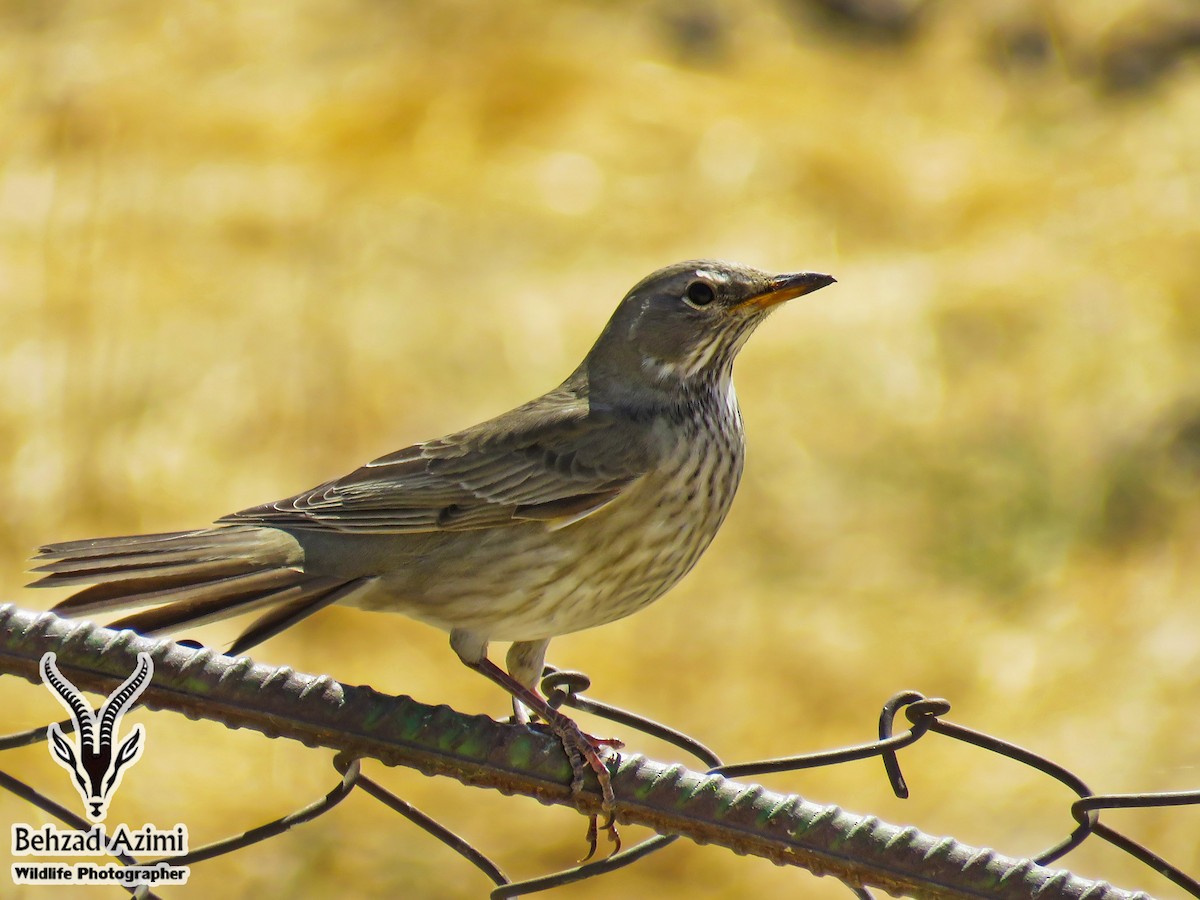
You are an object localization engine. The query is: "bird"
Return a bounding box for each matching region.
[31,259,835,854]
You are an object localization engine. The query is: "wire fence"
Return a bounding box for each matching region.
[1,603,1196,900]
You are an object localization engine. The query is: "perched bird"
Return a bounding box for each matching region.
[31,259,835,852]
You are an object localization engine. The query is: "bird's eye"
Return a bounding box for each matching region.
[684,280,716,308]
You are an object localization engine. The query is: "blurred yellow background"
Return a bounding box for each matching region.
[2,1,1199,897]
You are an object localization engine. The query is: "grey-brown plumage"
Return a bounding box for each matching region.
[32,259,834,699]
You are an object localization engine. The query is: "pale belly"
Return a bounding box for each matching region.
[348,437,743,642]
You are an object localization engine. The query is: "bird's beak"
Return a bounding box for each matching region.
[738,271,836,311]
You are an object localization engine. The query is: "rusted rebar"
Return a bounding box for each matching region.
[0,604,1152,900]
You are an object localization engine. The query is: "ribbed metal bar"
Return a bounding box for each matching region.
[0,604,1152,900]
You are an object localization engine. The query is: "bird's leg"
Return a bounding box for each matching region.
[503,641,622,747]
[505,639,548,725]
[504,639,623,858]
[467,655,621,859]
[451,631,621,859]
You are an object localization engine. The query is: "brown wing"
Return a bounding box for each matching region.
[218,383,653,534]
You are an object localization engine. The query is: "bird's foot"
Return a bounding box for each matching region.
[546,715,622,861]
[466,655,624,857]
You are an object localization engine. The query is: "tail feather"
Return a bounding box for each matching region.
[107,571,319,635]
[32,527,299,588]
[30,527,288,583]
[30,556,267,588]
[28,525,355,654]
[31,543,268,574]
[227,578,369,656]
[35,528,262,560]
[52,567,301,618]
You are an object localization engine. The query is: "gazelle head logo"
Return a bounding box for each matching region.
[40,652,153,822]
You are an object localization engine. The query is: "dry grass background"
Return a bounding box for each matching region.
[1,1,1199,897]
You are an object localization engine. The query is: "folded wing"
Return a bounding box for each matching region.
[219,386,653,534]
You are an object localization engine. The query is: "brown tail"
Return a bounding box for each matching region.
[30,526,365,655]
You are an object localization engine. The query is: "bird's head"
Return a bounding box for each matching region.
[584,260,835,402]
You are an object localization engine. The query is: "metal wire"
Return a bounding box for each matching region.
[1,603,1194,899]
[0,768,163,900]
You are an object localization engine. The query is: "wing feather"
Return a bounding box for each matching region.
[218,384,653,534]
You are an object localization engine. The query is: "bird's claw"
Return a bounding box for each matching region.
[553,721,622,860]
[579,808,621,862]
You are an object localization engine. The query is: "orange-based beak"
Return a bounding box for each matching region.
[738,271,836,311]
